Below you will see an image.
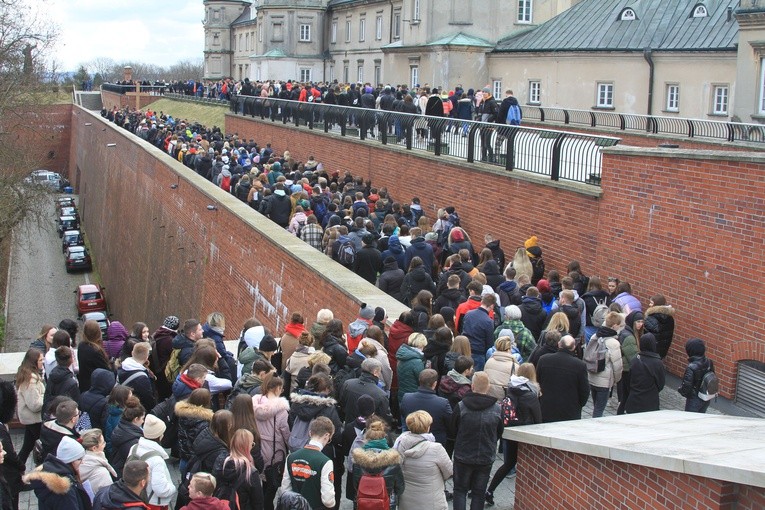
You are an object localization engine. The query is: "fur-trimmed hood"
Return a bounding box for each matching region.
[174,400,214,422]
[289,392,337,408]
[645,305,675,317]
[351,447,401,470]
[252,395,290,420]
[290,391,337,422]
[23,458,76,494]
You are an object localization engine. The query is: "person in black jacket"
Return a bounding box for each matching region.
[678,338,714,413]
[400,257,437,307]
[43,347,80,413]
[39,399,80,462]
[109,398,145,475]
[0,382,22,510]
[175,389,214,476]
[581,276,612,341]
[353,234,383,284]
[264,184,293,228]
[339,359,393,425]
[377,256,406,302]
[192,410,233,480]
[117,342,157,412]
[76,320,111,393]
[519,287,548,341]
[79,368,115,430]
[477,88,499,162]
[320,320,348,375]
[399,369,452,447]
[644,294,676,359]
[536,335,589,422]
[625,333,665,414]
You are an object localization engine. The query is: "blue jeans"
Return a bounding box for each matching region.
[453,461,492,510]
[472,353,486,371]
[590,385,610,418]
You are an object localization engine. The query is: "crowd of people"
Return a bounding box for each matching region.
[11,101,714,510]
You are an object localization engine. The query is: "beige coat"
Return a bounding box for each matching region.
[395,432,453,510]
[587,335,623,389]
[79,451,117,495]
[484,351,519,401]
[17,373,45,425]
[285,347,314,393]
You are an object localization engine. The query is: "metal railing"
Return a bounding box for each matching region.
[521,105,765,144]
[165,93,618,186]
[101,83,168,95]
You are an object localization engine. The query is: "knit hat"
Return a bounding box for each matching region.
[451,229,464,242]
[359,303,375,320]
[625,311,644,329]
[497,328,515,343]
[57,436,85,464]
[424,232,438,242]
[143,414,167,440]
[524,236,538,249]
[685,338,705,357]
[439,307,455,324]
[259,335,278,353]
[505,305,522,320]
[536,279,551,293]
[482,87,491,94]
[163,316,180,330]
[640,332,657,353]
[243,326,265,349]
[374,307,386,323]
[357,394,376,418]
[527,246,542,258]
[383,256,396,265]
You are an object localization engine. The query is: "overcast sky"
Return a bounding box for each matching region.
[44,0,206,71]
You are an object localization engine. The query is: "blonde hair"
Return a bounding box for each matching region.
[546,312,570,334]
[405,410,433,434]
[132,342,151,362]
[408,332,427,349]
[307,351,331,367]
[449,335,471,356]
[316,309,334,324]
[80,429,104,450]
[517,363,541,395]
[207,311,226,330]
[494,336,514,352]
[471,371,490,394]
[511,248,533,282]
[364,419,388,441]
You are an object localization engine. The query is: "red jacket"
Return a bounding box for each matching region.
[387,321,414,389]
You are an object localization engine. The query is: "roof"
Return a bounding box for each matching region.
[251,48,288,58]
[327,0,387,8]
[79,284,99,292]
[426,32,494,48]
[231,6,253,25]
[495,0,739,53]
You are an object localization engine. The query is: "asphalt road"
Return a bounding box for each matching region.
[4,194,91,352]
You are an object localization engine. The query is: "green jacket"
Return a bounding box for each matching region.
[495,319,537,362]
[395,344,424,403]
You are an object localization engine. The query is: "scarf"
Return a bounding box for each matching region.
[284,323,306,338]
[363,438,389,451]
[180,372,202,390]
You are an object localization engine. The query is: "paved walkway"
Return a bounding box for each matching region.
[14,369,740,510]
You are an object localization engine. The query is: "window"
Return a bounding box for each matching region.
[529,80,541,104]
[393,12,401,38]
[374,65,381,86]
[713,85,729,115]
[410,66,419,88]
[666,84,679,112]
[331,21,337,43]
[376,15,383,40]
[213,33,220,46]
[344,64,349,83]
[357,64,364,82]
[346,20,351,42]
[272,23,283,42]
[259,25,262,42]
[359,18,366,41]
[761,59,765,114]
[492,80,502,99]
[300,68,311,82]
[518,0,532,23]
[238,34,243,51]
[329,65,335,82]
[596,83,613,108]
[413,0,420,22]
[619,8,637,21]
[299,24,311,42]
[692,4,708,18]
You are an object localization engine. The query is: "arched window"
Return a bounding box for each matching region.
[692,4,708,18]
[619,8,637,21]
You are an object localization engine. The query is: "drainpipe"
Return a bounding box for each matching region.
[643,47,654,116]
[389,0,394,43]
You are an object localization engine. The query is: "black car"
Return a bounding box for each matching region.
[56,197,75,213]
[57,215,79,237]
[59,206,79,222]
[62,230,84,252]
[65,246,92,272]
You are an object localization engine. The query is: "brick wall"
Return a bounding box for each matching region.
[2,104,72,178]
[223,115,765,397]
[101,91,161,112]
[514,444,758,510]
[68,106,407,340]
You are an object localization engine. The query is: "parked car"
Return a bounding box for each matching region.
[59,206,79,221]
[25,169,63,190]
[61,230,84,252]
[65,246,92,273]
[82,311,110,339]
[56,197,75,212]
[57,215,79,237]
[75,284,106,316]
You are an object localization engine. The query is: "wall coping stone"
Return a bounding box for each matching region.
[603,145,765,163]
[505,410,765,488]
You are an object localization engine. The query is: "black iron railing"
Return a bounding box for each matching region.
[101,83,168,95]
[521,106,765,144]
[165,93,619,186]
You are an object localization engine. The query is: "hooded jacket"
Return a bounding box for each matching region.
[320,334,348,374]
[24,456,92,510]
[193,427,229,478]
[109,420,142,475]
[679,339,713,400]
[351,446,405,505]
[79,368,115,430]
[506,375,542,425]
[79,451,117,496]
[481,260,504,291]
[394,432,452,510]
[625,334,665,414]
[377,259,406,302]
[432,287,466,314]
[127,437,175,506]
[17,371,45,425]
[381,236,406,271]
[438,370,471,408]
[451,391,502,465]
[485,239,506,269]
[587,326,623,390]
[288,391,343,458]
[484,351,519,401]
[171,332,196,368]
[252,395,291,468]
[43,365,80,413]
[104,321,129,360]
[497,280,522,308]
[348,319,373,353]
[180,496,229,510]
[395,344,425,403]
[175,400,214,461]
[644,305,676,359]
[520,295,547,341]
[403,238,435,278]
[339,371,392,425]
[399,265,436,306]
[117,358,156,411]
[93,479,148,510]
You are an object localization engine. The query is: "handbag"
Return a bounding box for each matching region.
[263,416,285,487]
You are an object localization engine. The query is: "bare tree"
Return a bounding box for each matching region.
[166,59,204,81]
[88,56,118,83]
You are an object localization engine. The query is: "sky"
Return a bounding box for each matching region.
[41,0,206,71]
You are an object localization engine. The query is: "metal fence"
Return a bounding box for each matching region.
[165,93,618,186]
[101,83,168,95]
[521,105,765,144]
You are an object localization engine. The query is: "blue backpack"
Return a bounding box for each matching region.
[507,104,522,126]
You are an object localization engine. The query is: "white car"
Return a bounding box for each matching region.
[25,169,63,190]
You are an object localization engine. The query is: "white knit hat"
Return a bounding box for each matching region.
[143,414,167,440]
[57,436,85,464]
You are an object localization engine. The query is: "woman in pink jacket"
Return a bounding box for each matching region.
[253,374,290,510]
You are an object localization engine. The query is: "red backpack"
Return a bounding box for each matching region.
[356,473,389,510]
[220,175,231,192]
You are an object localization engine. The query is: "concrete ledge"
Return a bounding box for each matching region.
[505,410,765,488]
[602,145,765,162]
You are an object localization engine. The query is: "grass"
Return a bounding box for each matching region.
[146,98,229,130]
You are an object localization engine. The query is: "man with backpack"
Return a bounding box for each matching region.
[280,417,336,509]
[678,338,717,413]
[584,312,624,418]
[117,342,157,412]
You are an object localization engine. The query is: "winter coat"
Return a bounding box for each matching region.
[128,437,176,506]
[497,280,522,308]
[520,296,547,341]
[92,479,147,510]
[339,371,392,425]
[288,392,343,459]
[284,346,313,394]
[395,433,452,510]
[217,457,264,510]
[396,345,425,403]
[43,366,80,415]
[109,419,142,475]
[104,321,128,360]
[172,333,196,368]
[321,335,348,375]
[403,239,435,280]
[495,319,537,363]
[679,353,714,400]
[76,342,110,393]
[399,389,452,445]
[484,351,519,400]
[506,376,543,426]
[175,400,214,462]
[481,260,504,291]
[252,395,290,468]
[433,287,466,314]
[537,349,590,423]
[644,305,676,359]
[618,327,639,373]
[438,370,472,409]
[103,405,122,456]
[461,307,495,357]
[351,447,405,508]
[613,292,642,316]
[180,496,229,510]
[422,337,451,378]
[625,351,665,413]
[25,456,92,510]
[79,369,115,430]
[354,246,383,284]
[279,323,305,373]
[39,421,79,467]
[582,290,611,327]
[17,372,45,425]
[117,358,157,411]
[381,236,406,271]
[528,337,558,367]
[193,427,229,478]
[78,451,117,496]
[587,333,623,390]
[451,391,502,465]
[377,261,406,302]
[387,321,413,390]
[399,265,436,307]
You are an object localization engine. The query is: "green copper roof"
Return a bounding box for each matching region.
[426,32,494,48]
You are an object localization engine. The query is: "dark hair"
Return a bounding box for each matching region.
[16,348,42,388]
[183,319,200,336]
[251,359,274,375]
[54,346,73,366]
[320,319,344,347]
[454,355,474,374]
[211,410,234,448]
[616,281,632,295]
[122,397,145,422]
[108,385,133,407]
[231,394,261,445]
[418,369,438,387]
[123,460,149,487]
[188,388,212,408]
[306,373,334,395]
[58,319,78,345]
[261,373,283,395]
[52,330,71,348]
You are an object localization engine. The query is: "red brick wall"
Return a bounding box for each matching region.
[223,115,765,397]
[68,106,406,339]
[1,104,72,178]
[736,484,765,510]
[515,444,746,510]
[101,91,161,111]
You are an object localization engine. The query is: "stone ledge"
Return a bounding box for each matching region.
[602,145,765,163]
[505,410,765,488]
